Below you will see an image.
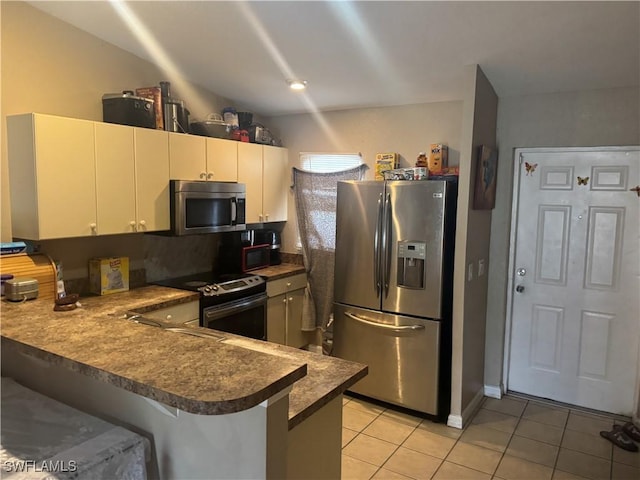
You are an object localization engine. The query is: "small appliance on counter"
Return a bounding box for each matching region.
[254,229,282,265]
[102,91,155,129]
[217,231,271,273]
[5,277,39,302]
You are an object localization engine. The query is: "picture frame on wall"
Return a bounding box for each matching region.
[473,145,498,210]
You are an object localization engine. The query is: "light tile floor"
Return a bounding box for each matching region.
[341,394,640,480]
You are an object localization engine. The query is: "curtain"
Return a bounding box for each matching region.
[292,164,367,331]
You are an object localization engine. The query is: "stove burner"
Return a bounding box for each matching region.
[184,281,208,288]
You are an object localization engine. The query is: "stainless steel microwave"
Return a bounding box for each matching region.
[170,180,246,235]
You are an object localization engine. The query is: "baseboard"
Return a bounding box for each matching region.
[447,388,485,430]
[446,414,463,429]
[484,384,502,399]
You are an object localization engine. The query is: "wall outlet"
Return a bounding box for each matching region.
[467,263,474,282]
[478,259,486,276]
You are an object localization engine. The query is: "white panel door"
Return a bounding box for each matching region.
[508,147,639,415]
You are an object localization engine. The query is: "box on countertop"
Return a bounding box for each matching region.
[89,257,129,295]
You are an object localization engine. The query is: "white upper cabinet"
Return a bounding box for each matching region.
[168,133,238,182]
[206,137,238,182]
[95,122,137,235]
[8,114,97,239]
[7,113,170,240]
[168,132,207,181]
[134,128,170,232]
[262,146,288,223]
[238,142,288,224]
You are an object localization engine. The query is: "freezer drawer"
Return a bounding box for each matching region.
[332,303,441,415]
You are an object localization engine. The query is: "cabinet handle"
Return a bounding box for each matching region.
[286,282,291,287]
[90,223,97,233]
[129,221,136,230]
[207,172,214,179]
[259,214,263,221]
[200,172,206,179]
[283,298,287,304]
[265,214,269,221]
[288,297,293,302]
[139,220,146,227]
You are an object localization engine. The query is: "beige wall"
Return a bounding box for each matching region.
[0,1,231,277]
[267,100,463,253]
[485,86,640,401]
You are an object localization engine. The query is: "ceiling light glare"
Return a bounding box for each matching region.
[288,79,308,91]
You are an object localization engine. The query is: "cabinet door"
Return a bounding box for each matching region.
[168,133,206,180]
[95,123,136,235]
[286,288,307,348]
[262,146,288,222]
[267,294,287,344]
[135,128,170,232]
[237,142,264,223]
[34,115,97,239]
[206,138,238,182]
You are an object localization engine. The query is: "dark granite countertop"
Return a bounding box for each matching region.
[252,263,306,281]
[0,287,306,415]
[0,286,367,429]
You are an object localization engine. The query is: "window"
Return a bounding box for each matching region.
[295,153,364,251]
[299,152,362,173]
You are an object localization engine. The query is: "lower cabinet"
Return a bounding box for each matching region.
[266,273,308,348]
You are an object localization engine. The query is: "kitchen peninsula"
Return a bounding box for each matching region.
[0,286,367,479]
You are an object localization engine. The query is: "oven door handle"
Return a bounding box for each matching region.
[203,293,267,323]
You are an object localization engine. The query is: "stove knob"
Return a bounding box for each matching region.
[203,286,212,293]
[212,285,219,291]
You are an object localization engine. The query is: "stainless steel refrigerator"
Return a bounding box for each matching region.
[332,179,457,417]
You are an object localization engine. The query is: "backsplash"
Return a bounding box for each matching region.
[281,253,304,266]
[143,234,219,282]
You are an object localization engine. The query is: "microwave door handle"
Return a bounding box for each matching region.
[231,197,237,225]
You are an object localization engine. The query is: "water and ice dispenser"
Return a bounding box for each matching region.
[397,241,426,289]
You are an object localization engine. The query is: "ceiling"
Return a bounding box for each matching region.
[28,1,640,117]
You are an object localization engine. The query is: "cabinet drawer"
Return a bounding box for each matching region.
[142,301,199,325]
[266,273,307,297]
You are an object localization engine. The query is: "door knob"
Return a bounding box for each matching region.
[516,285,525,293]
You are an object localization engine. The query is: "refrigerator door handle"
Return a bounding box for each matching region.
[345,312,425,332]
[382,193,392,295]
[374,193,383,294]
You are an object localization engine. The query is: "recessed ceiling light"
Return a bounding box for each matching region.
[288,79,308,91]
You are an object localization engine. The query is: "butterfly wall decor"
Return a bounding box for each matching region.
[577,176,589,186]
[524,162,538,176]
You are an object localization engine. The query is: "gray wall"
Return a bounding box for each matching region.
[485,87,640,402]
[450,66,497,421]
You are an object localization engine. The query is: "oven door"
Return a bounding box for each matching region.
[201,293,267,340]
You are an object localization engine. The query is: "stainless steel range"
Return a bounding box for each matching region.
[153,272,267,340]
